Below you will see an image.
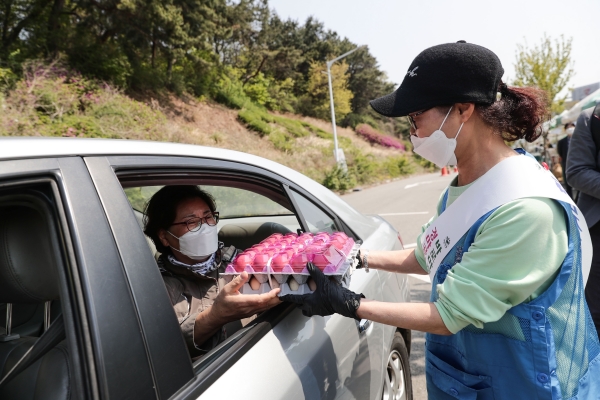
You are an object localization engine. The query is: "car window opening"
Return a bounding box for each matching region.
[120,178,303,363]
[0,183,72,399]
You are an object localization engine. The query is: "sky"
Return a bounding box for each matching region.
[269,0,600,97]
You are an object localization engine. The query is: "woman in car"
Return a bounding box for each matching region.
[284,42,599,399]
[144,185,280,359]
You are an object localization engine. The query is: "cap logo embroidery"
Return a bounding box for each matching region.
[407,66,419,77]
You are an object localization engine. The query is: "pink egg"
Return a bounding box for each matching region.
[252,253,270,270]
[261,238,277,245]
[291,253,313,272]
[285,248,296,257]
[300,233,314,241]
[331,232,349,240]
[305,245,326,254]
[330,241,345,251]
[312,252,330,271]
[234,253,254,272]
[264,249,278,257]
[271,252,291,272]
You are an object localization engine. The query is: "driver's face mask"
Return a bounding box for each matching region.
[167,223,218,260]
[410,106,464,168]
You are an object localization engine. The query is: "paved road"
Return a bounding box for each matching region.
[343,172,455,399]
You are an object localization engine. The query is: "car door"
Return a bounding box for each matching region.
[0,156,191,400]
[84,154,387,399]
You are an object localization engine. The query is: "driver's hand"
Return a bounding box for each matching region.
[210,271,281,324]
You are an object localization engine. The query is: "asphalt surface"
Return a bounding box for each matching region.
[342,171,455,399]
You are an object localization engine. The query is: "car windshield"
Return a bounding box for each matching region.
[124,185,293,218]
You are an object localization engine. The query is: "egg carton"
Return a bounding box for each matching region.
[221,242,360,296]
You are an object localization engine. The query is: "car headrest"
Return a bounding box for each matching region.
[0,196,61,303]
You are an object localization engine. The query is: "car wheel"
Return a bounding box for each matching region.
[382,331,412,400]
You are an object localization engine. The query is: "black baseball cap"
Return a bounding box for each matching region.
[370,41,504,117]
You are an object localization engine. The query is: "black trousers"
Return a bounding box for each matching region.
[587,223,600,335]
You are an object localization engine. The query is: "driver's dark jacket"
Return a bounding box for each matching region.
[157,246,241,359]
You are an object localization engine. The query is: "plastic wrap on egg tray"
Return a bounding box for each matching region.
[220,232,360,296]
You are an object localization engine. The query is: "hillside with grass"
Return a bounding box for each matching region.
[0,0,439,190]
[0,62,434,190]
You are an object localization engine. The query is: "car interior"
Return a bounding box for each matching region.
[118,173,342,368]
[0,187,70,400]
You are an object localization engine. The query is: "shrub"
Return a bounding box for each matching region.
[384,156,415,177]
[244,72,271,106]
[413,153,437,171]
[350,152,377,184]
[355,123,406,150]
[238,108,271,136]
[0,67,17,93]
[322,167,356,191]
[214,71,249,109]
[272,116,309,137]
[269,130,294,153]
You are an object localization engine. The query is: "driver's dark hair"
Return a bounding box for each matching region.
[143,185,216,254]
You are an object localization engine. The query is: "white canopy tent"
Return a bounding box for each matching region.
[543,87,600,132]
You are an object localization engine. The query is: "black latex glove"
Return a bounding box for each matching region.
[281,262,365,320]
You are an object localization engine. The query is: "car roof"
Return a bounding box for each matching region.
[0,137,378,239]
[0,137,295,175]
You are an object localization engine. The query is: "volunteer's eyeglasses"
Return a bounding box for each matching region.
[406,107,433,130]
[170,212,220,232]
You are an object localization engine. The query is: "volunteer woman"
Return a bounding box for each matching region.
[283,42,600,399]
[144,185,280,359]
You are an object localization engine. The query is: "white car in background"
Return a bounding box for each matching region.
[0,137,412,400]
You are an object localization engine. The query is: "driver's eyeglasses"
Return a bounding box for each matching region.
[406,108,432,130]
[170,212,220,232]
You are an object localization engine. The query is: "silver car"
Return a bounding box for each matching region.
[0,137,412,400]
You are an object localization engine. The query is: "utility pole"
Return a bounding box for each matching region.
[326,45,366,168]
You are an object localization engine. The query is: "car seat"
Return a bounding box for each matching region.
[0,196,70,399]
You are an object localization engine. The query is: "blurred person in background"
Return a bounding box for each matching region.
[566,105,600,334]
[558,122,575,198]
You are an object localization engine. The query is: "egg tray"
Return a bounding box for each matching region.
[221,243,360,296]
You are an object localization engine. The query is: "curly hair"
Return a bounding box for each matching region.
[476,83,550,142]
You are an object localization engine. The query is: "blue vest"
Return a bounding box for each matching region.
[426,191,600,399]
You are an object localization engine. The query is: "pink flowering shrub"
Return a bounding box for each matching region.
[355,124,405,150]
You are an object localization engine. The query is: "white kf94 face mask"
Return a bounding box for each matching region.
[168,223,219,260]
[410,106,464,168]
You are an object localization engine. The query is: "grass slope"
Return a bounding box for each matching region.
[0,66,433,190]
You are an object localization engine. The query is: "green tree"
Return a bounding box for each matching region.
[513,34,574,114]
[306,60,353,121]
